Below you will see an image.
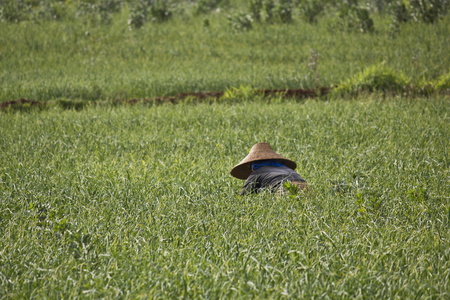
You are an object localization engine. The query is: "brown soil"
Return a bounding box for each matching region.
[1,87,331,109]
[124,87,331,104]
[0,98,45,109]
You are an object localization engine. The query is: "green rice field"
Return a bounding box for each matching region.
[1,97,449,298]
[1,0,450,298]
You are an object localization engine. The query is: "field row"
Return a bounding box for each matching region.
[1,9,449,102]
[1,97,449,298]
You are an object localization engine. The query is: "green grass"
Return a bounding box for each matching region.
[1,9,449,102]
[1,3,450,297]
[1,96,449,298]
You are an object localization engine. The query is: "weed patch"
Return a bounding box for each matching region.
[434,71,450,92]
[333,65,410,96]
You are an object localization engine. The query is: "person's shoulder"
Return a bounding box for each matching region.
[276,166,297,173]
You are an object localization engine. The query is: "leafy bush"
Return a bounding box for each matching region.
[434,71,450,92]
[264,0,293,23]
[227,12,253,31]
[409,0,447,23]
[367,0,390,13]
[222,85,255,100]
[334,65,410,95]
[355,6,374,32]
[128,0,148,29]
[0,0,123,24]
[128,0,172,30]
[330,2,374,33]
[387,0,449,35]
[0,0,31,22]
[194,0,223,15]
[149,1,173,22]
[387,1,410,35]
[33,1,67,21]
[263,0,275,22]
[389,1,411,23]
[299,0,324,23]
[76,0,123,24]
[273,0,293,23]
[248,0,263,22]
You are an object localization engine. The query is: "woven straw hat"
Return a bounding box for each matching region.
[230,143,297,180]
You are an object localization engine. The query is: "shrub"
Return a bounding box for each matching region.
[227,12,253,31]
[334,65,410,95]
[434,71,450,92]
[33,1,67,21]
[149,1,172,23]
[299,0,324,23]
[368,0,390,13]
[222,85,255,100]
[128,0,149,29]
[355,6,374,32]
[409,0,446,23]
[263,0,276,23]
[194,0,223,15]
[389,1,411,23]
[387,1,410,36]
[263,0,293,24]
[388,0,449,36]
[0,0,31,23]
[273,0,293,23]
[76,0,123,24]
[0,0,123,24]
[248,0,263,22]
[128,0,172,30]
[330,2,374,33]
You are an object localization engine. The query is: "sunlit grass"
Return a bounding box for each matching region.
[1,96,449,298]
[1,9,449,102]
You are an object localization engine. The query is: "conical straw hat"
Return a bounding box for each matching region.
[230,142,297,180]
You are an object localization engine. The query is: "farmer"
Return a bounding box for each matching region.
[230,142,308,195]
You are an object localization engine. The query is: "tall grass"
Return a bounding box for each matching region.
[1,9,449,102]
[1,97,449,298]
